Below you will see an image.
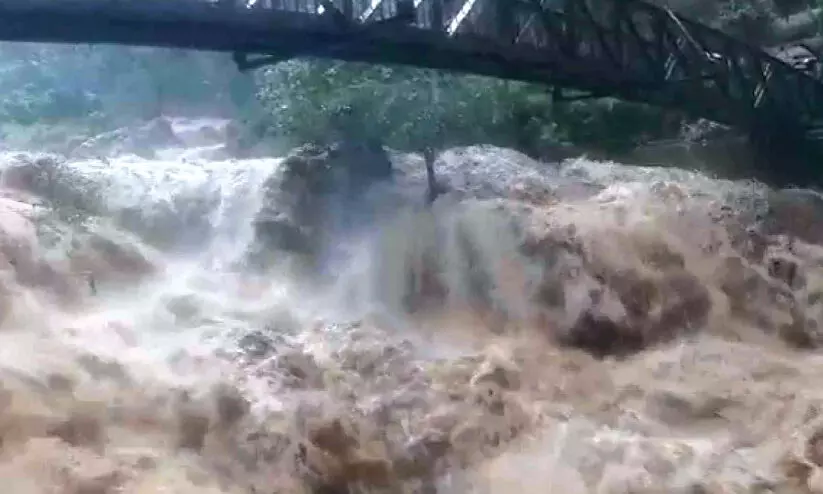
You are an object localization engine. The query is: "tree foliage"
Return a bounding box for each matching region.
[0,43,682,155]
[0,44,246,126]
[254,59,679,154]
[256,60,549,150]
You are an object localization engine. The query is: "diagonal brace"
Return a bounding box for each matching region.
[233,0,417,72]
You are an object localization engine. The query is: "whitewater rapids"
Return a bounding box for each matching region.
[0,120,822,493]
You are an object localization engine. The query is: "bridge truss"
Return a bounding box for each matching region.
[0,0,821,172]
[227,0,823,142]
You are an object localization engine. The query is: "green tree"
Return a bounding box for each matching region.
[254,59,679,154]
[256,59,562,152]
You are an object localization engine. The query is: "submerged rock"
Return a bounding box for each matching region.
[70,117,182,159]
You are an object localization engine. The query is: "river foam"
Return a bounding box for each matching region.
[0,122,820,493]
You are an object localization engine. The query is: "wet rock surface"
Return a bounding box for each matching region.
[249,141,394,265]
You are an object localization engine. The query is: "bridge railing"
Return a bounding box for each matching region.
[629,0,823,132]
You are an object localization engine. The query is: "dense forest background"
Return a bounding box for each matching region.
[0,0,819,159]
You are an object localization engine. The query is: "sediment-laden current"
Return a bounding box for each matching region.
[0,118,822,493]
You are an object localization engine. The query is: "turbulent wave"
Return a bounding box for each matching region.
[0,119,822,493]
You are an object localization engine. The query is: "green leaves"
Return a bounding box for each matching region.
[255,60,560,151]
[0,43,680,156]
[254,59,678,155]
[0,44,245,126]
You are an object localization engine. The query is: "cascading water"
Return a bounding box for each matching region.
[1,119,823,493]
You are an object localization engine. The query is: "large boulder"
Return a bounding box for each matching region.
[327,138,393,187]
[248,142,394,265]
[250,144,333,262]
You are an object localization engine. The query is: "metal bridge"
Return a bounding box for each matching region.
[1,0,823,180]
